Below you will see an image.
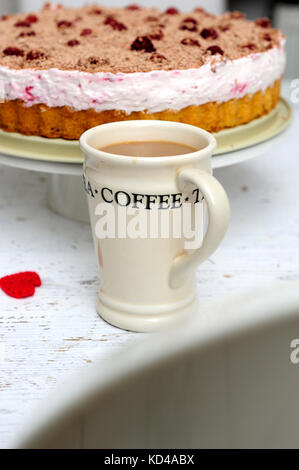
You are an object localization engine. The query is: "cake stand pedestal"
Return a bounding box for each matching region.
[47,174,89,223]
[0,99,292,223]
[0,151,89,223]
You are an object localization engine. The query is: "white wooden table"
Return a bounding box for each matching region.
[1,84,298,448]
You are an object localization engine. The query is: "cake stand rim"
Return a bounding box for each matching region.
[0,98,292,174]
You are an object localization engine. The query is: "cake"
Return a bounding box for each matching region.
[0,3,286,140]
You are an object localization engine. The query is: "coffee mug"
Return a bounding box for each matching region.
[80,121,230,332]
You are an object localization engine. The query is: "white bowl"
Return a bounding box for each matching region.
[14,282,299,449]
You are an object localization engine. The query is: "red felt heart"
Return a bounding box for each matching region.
[0,271,41,299]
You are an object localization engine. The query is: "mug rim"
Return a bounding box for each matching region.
[80,120,217,167]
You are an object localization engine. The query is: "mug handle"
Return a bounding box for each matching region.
[170,168,230,289]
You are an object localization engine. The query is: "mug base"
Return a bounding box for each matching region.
[96,297,198,333]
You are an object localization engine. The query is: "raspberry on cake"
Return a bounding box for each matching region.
[0,3,286,140]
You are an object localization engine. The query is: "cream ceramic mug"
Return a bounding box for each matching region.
[80,121,230,333]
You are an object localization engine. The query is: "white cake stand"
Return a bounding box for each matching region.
[0,99,292,223]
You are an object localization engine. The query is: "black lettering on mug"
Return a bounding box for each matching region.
[171,193,183,209]
[101,187,113,204]
[84,175,203,210]
[159,194,170,210]
[145,195,158,210]
[115,191,131,207]
[193,188,204,204]
[132,193,145,209]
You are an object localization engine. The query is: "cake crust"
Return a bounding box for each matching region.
[0,80,281,140]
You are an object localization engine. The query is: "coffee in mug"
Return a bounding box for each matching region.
[100,141,198,157]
